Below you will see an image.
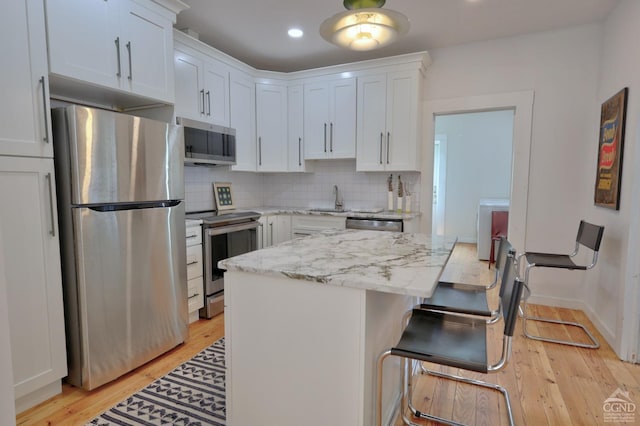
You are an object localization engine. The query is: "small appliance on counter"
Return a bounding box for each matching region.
[186,182,260,318]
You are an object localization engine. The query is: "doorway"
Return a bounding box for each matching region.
[420,91,534,254]
[431,110,514,250]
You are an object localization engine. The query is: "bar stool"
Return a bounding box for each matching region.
[376,252,523,426]
[519,220,604,349]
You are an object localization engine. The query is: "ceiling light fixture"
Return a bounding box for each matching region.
[288,28,304,38]
[320,0,409,51]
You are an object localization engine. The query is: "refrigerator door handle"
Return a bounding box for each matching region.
[87,200,181,212]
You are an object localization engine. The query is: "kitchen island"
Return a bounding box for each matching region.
[221,230,456,426]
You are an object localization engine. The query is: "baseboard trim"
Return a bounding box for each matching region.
[15,380,61,414]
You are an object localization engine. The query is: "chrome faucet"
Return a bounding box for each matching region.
[333,185,343,211]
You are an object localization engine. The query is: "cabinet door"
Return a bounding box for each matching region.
[386,70,421,171]
[203,60,230,126]
[288,84,306,172]
[356,74,387,171]
[0,0,52,158]
[46,0,120,90]
[230,71,256,171]
[303,82,330,159]
[120,0,174,103]
[256,84,288,172]
[273,215,292,245]
[174,48,204,121]
[329,78,356,158]
[0,157,66,399]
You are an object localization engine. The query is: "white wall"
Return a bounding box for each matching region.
[422,24,602,304]
[583,0,640,359]
[435,110,513,242]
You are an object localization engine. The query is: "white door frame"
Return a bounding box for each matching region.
[420,91,534,255]
[432,135,447,236]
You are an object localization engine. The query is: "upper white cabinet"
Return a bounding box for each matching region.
[230,70,257,171]
[0,0,52,158]
[256,83,288,172]
[356,70,423,171]
[0,157,66,409]
[287,84,313,172]
[304,78,356,160]
[174,42,230,126]
[45,0,180,104]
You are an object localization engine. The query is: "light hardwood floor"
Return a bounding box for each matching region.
[16,244,640,425]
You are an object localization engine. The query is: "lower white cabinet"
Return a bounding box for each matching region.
[186,223,204,323]
[0,156,66,412]
[258,215,292,248]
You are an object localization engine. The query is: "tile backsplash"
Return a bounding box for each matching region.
[184,159,421,213]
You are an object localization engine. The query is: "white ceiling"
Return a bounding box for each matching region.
[175,0,619,72]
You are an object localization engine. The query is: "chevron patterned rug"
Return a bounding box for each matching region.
[86,338,226,426]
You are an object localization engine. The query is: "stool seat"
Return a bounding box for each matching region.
[421,283,491,317]
[525,252,587,270]
[391,310,488,373]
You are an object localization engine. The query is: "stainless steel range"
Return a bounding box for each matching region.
[186,209,260,318]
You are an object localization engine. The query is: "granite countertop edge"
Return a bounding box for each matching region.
[246,206,421,220]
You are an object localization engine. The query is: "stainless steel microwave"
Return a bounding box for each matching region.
[177,117,236,166]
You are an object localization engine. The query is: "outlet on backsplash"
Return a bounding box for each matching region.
[184,160,421,212]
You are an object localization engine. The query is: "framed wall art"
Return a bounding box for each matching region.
[213,182,235,210]
[594,87,628,210]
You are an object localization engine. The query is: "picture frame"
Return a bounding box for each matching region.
[213,182,235,210]
[594,87,628,210]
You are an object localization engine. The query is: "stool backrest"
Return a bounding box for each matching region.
[495,237,513,276]
[576,220,605,252]
[500,253,524,337]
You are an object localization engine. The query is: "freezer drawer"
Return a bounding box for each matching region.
[66,202,188,390]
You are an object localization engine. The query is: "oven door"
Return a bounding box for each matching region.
[203,220,258,298]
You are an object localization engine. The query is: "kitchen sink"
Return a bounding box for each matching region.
[308,208,348,213]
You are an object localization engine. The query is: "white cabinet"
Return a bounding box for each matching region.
[185,224,204,323]
[356,70,423,171]
[0,0,52,158]
[0,157,66,410]
[287,84,313,172]
[46,0,177,104]
[230,71,257,171]
[304,78,356,159]
[258,215,292,248]
[256,83,288,172]
[174,41,230,126]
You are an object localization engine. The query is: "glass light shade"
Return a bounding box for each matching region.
[320,8,409,51]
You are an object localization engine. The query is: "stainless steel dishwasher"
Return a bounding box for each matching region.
[345,217,403,232]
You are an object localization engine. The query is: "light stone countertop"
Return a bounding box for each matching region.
[219,229,456,298]
[247,206,420,221]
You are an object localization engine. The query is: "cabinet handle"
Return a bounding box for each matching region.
[114,37,121,77]
[188,293,200,300]
[186,234,198,239]
[40,76,49,143]
[298,137,302,166]
[379,132,384,164]
[45,173,55,237]
[258,136,262,166]
[330,122,333,152]
[126,41,132,80]
[269,222,273,246]
[200,90,205,114]
[187,260,199,266]
[324,123,327,152]
[206,91,211,116]
[386,132,390,164]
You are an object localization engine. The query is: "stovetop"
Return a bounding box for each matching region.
[186,209,261,227]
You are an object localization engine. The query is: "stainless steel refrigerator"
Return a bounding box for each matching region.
[52,105,188,390]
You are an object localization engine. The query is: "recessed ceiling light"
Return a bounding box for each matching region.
[288,28,304,38]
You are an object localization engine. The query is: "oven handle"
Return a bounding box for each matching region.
[205,221,259,236]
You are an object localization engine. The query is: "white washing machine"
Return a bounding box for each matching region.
[477,199,509,260]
